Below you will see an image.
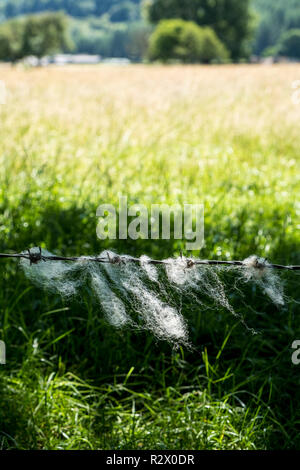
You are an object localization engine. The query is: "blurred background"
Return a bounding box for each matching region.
[0,0,299,65]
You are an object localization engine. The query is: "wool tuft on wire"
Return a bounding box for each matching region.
[9,247,298,346]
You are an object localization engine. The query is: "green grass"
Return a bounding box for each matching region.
[0,64,299,450]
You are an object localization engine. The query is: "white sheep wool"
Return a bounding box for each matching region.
[20,248,287,346]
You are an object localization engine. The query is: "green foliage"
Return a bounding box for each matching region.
[70,18,114,56]
[0,12,72,62]
[23,12,72,59]
[0,19,24,62]
[276,29,300,58]
[253,0,300,55]
[0,1,299,59]
[0,1,147,61]
[147,0,253,60]
[148,19,229,64]
[70,18,151,60]
[109,1,141,23]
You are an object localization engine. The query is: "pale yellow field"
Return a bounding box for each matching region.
[0,64,299,257]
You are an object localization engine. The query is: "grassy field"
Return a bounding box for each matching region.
[0,64,299,450]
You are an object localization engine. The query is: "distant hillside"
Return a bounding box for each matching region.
[0,1,141,21]
[253,0,300,54]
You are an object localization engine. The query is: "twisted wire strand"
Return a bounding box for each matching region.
[0,248,299,270]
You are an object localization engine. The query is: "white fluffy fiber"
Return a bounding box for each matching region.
[20,249,286,344]
[242,255,284,306]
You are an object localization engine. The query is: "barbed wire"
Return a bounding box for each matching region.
[0,247,299,271]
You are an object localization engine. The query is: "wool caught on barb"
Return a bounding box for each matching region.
[20,248,289,345]
[242,256,284,306]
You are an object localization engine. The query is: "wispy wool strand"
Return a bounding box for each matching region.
[5,247,296,345]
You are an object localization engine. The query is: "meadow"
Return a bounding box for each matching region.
[0,64,299,450]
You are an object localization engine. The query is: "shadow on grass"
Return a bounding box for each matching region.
[0,200,299,449]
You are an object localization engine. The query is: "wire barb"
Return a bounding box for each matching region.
[27,247,44,265]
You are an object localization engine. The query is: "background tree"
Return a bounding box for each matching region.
[0,19,25,62]
[276,29,300,58]
[0,12,72,62]
[147,0,253,60]
[22,12,72,59]
[148,19,229,63]
[253,0,300,56]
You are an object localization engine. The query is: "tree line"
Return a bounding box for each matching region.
[0,0,299,63]
[0,12,71,62]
